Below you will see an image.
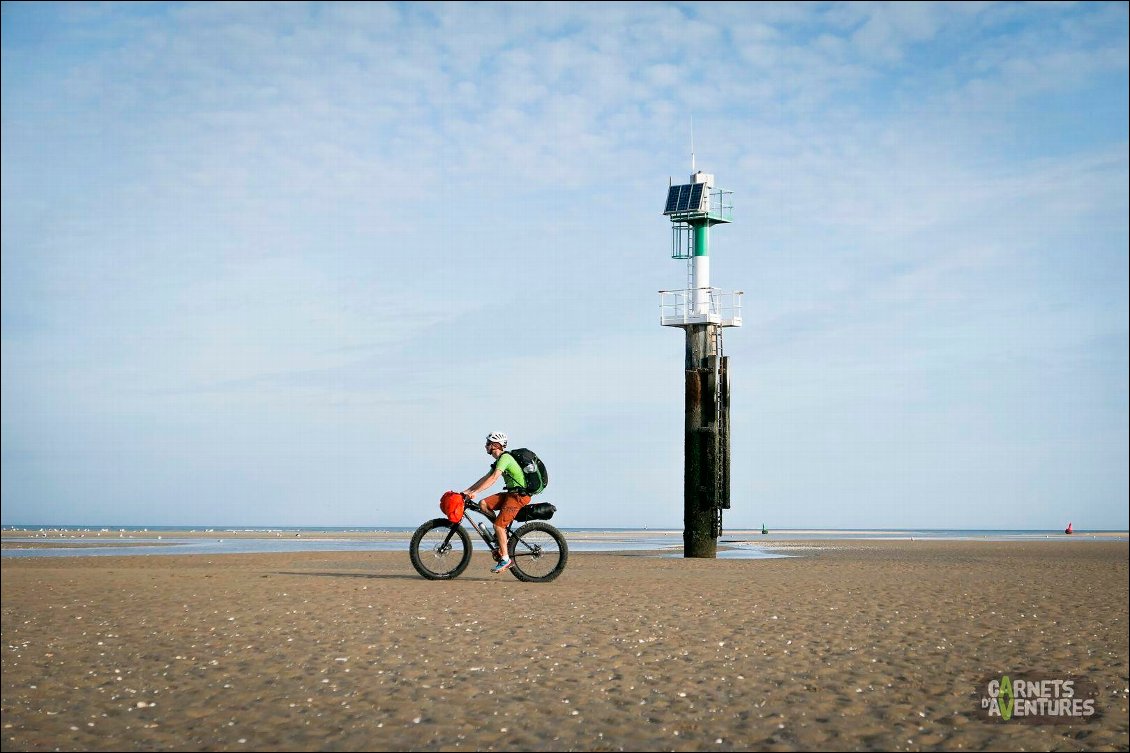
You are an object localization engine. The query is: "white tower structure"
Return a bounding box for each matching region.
[658,168,742,557]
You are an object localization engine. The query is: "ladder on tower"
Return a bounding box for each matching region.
[713,326,730,533]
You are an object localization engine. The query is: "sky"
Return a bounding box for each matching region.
[2,1,1127,531]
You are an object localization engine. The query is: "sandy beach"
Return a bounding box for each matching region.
[2,539,1127,752]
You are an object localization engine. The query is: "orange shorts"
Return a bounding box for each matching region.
[480,492,531,527]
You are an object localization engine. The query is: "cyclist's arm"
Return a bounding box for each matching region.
[463,467,502,499]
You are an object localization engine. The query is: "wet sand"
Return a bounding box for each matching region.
[2,540,1127,751]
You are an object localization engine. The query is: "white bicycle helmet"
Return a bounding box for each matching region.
[485,431,509,447]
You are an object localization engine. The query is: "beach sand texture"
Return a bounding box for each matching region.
[2,540,1127,751]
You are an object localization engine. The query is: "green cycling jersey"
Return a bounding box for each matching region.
[493,452,528,493]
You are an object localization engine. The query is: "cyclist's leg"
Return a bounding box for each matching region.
[485,493,528,560]
[480,493,507,557]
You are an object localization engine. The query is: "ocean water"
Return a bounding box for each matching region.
[0,527,714,559]
[2,526,1124,559]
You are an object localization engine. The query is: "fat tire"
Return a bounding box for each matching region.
[409,518,473,580]
[508,521,568,583]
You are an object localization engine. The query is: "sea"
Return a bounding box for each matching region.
[2,526,1125,559]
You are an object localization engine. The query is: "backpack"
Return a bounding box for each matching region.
[506,447,548,495]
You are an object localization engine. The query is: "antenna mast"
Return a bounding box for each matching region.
[690,115,695,173]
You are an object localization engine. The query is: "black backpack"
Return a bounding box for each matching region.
[506,448,548,495]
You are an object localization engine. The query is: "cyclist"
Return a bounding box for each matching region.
[463,431,531,574]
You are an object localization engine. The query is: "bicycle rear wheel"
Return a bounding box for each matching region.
[410,519,473,580]
[508,521,568,582]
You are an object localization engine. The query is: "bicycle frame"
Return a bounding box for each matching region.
[461,500,510,559]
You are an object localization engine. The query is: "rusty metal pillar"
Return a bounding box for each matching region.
[684,322,721,557]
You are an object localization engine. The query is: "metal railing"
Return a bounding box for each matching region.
[658,288,744,326]
[710,189,734,222]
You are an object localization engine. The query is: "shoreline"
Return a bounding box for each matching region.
[3,528,1125,557]
[4,526,1126,560]
[3,526,1125,542]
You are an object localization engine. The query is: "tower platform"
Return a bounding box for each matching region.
[658,288,743,327]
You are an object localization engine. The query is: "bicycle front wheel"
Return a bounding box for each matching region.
[409,519,473,580]
[508,521,568,583]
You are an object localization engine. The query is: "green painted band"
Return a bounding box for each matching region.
[694,223,709,257]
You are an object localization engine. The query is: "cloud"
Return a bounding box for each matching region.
[2,2,1126,529]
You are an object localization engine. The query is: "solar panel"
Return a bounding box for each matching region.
[664,186,681,214]
[665,183,708,214]
[677,184,691,212]
[688,183,704,212]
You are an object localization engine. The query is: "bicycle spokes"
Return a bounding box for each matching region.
[409,519,473,580]
[507,521,568,582]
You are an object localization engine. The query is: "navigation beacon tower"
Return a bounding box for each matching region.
[659,169,742,558]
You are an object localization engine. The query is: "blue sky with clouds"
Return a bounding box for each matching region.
[2,2,1127,530]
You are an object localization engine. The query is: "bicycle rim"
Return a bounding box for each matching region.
[409,519,472,580]
[509,521,568,582]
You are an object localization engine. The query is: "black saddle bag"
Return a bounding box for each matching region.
[515,502,556,523]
